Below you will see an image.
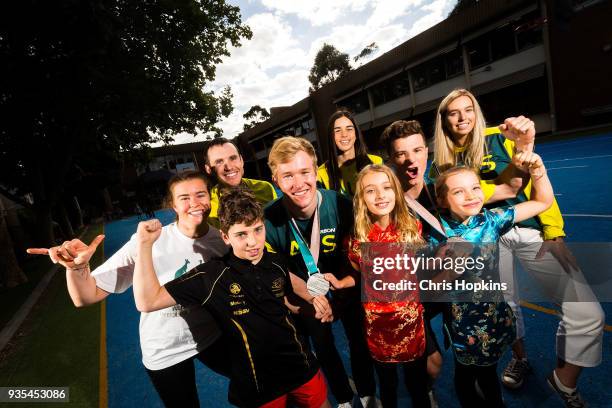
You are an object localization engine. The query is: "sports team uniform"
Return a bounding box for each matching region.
[208,178,277,228]
[165,251,325,408]
[317,153,383,196]
[449,127,603,367]
[264,189,376,404]
[91,223,229,406]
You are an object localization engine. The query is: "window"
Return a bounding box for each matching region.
[573,0,605,11]
[466,36,491,69]
[371,72,411,106]
[514,10,544,51]
[337,91,370,114]
[412,55,447,91]
[251,139,265,153]
[491,24,516,60]
[411,64,428,91]
[428,55,445,84]
[445,48,464,78]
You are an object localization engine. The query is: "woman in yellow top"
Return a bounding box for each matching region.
[432,88,604,407]
[317,109,383,196]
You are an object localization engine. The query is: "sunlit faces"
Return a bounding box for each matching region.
[171,178,211,228]
[390,133,428,188]
[221,220,266,264]
[273,151,318,216]
[440,171,484,222]
[205,143,245,187]
[361,171,396,223]
[333,116,356,154]
[445,95,476,145]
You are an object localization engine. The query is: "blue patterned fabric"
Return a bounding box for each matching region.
[435,207,517,366]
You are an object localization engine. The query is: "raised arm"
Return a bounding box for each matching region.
[27,235,109,307]
[512,152,554,223]
[133,220,177,312]
[484,116,536,204]
[483,165,530,204]
[498,115,535,153]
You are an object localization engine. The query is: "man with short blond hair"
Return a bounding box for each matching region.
[264,136,377,408]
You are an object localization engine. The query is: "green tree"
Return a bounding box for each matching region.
[243,105,270,131]
[308,43,352,93]
[353,42,379,66]
[0,1,251,246]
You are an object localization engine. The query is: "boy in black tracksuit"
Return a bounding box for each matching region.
[132,188,331,408]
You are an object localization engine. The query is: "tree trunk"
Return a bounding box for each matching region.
[57,200,75,238]
[35,204,55,247]
[0,195,28,261]
[0,198,27,289]
[72,196,84,230]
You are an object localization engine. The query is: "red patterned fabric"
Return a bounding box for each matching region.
[350,223,426,362]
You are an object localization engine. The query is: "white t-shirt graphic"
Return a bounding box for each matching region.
[92,223,228,370]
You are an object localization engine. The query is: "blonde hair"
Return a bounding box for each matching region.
[433,89,487,173]
[434,166,481,209]
[268,136,318,177]
[353,165,424,252]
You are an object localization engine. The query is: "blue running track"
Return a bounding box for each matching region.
[102,133,612,407]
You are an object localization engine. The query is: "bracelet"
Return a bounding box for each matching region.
[67,263,90,273]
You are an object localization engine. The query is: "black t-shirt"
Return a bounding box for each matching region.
[165,251,318,407]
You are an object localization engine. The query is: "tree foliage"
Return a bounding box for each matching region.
[0,0,251,245]
[243,105,270,131]
[308,43,352,93]
[353,42,379,65]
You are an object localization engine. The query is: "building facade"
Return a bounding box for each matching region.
[238,0,612,176]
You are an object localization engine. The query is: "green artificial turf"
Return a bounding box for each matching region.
[0,256,52,329]
[0,224,104,408]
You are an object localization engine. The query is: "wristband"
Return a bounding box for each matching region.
[67,263,90,273]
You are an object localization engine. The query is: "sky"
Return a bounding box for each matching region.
[171,0,458,145]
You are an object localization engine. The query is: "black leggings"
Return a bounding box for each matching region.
[374,356,430,408]
[453,360,503,407]
[145,338,230,408]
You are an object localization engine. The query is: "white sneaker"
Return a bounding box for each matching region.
[427,388,439,408]
[547,373,588,408]
[337,402,353,408]
[359,395,378,408]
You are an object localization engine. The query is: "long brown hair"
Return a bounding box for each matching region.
[325,108,372,192]
[353,164,424,251]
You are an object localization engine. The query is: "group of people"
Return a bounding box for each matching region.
[28,88,604,408]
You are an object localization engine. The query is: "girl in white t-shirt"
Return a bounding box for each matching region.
[27,171,229,407]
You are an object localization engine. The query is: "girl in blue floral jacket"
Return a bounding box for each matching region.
[432,152,553,407]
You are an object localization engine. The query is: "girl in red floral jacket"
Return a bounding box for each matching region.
[325,164,431,408]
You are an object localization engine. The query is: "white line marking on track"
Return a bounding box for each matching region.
[547,165,589,170]
[563,214,612,218]
[546,154,612,163]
